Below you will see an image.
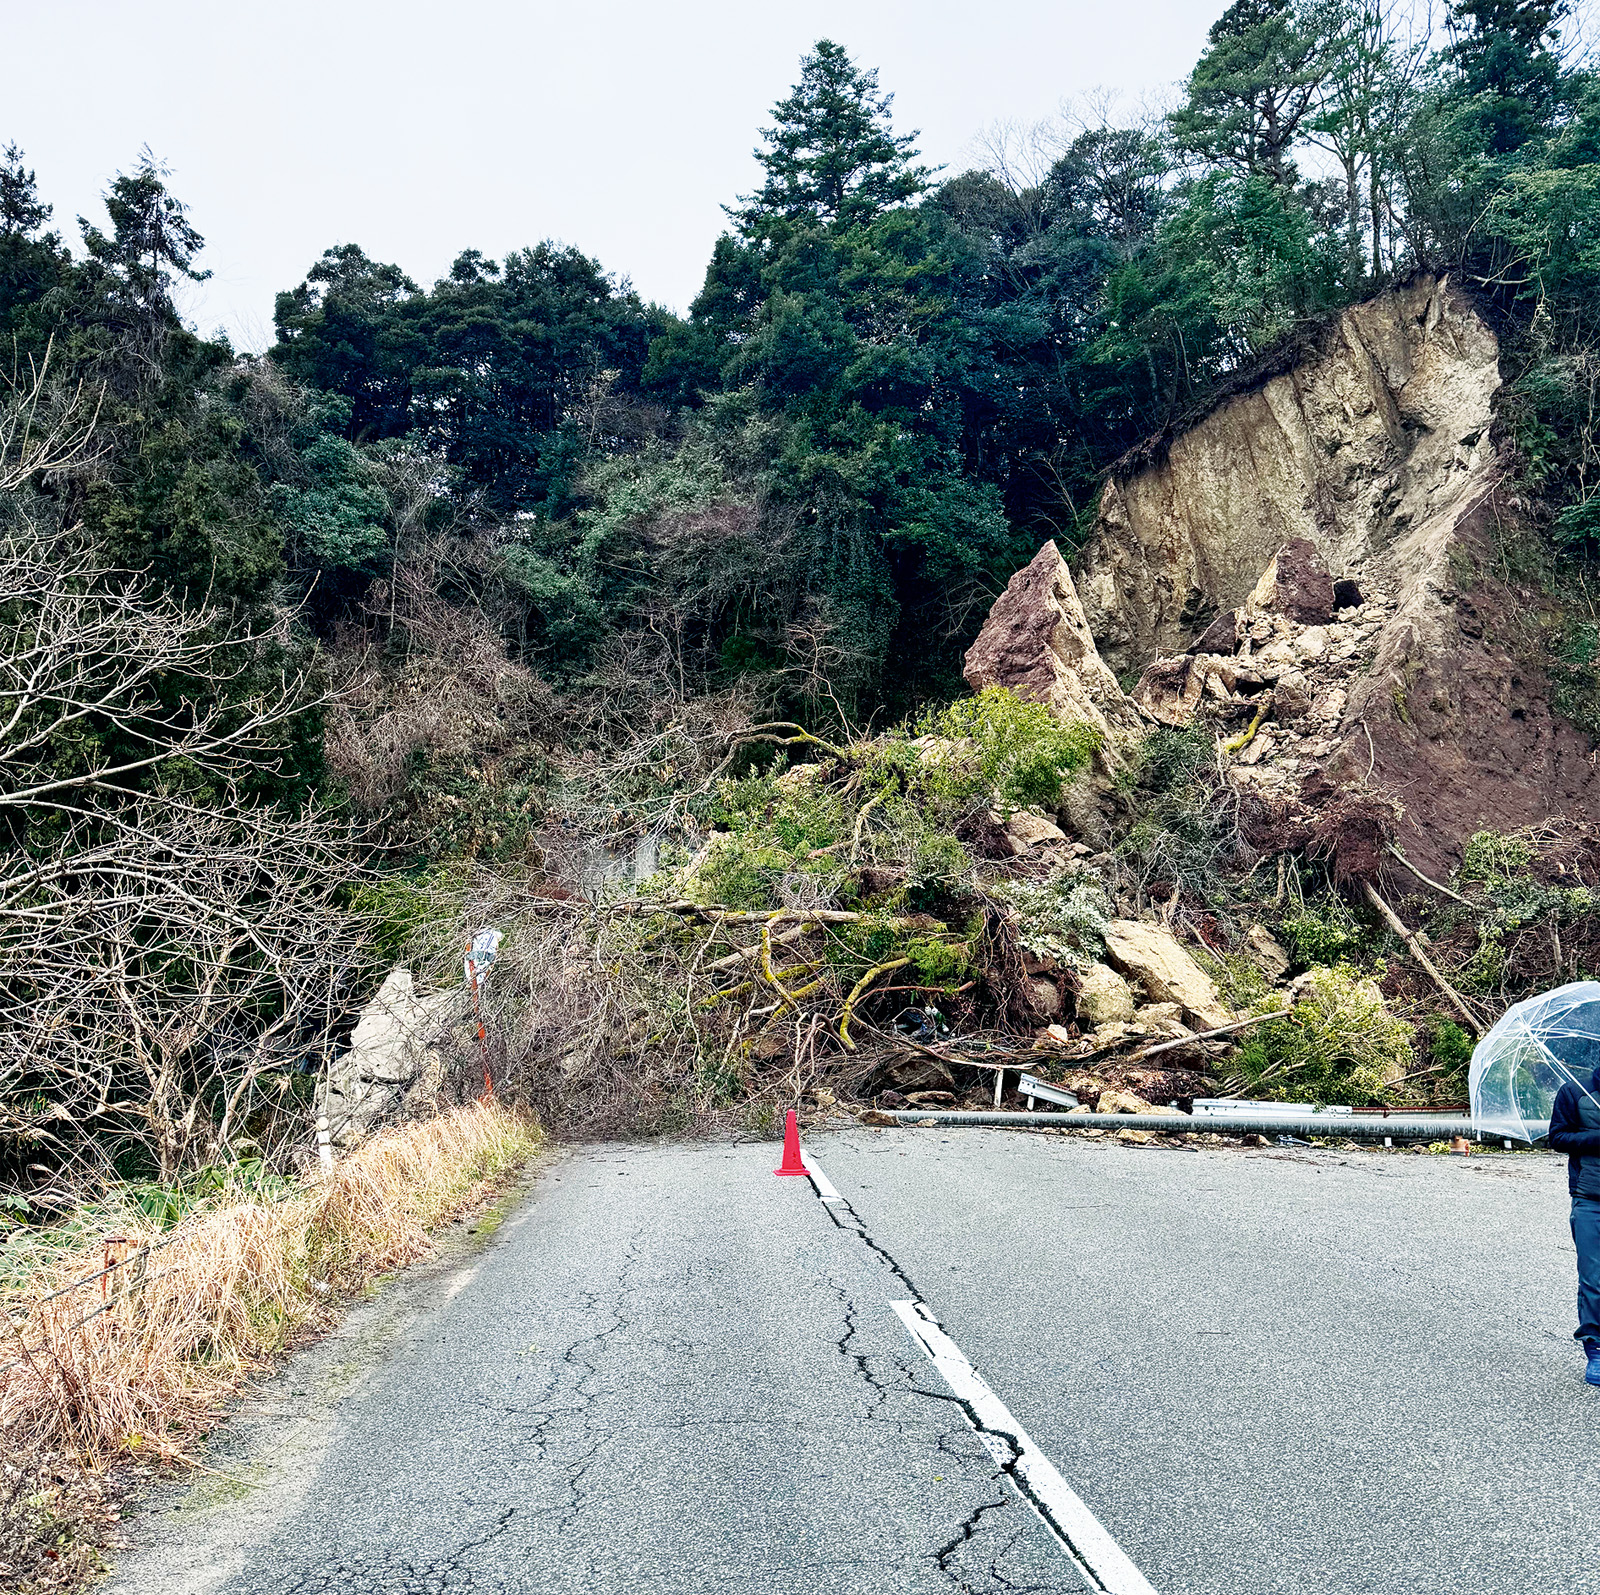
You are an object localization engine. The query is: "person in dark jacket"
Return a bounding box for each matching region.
[1547,1064,1600,1386]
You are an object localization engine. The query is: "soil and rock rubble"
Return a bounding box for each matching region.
[330,280,1600,1140]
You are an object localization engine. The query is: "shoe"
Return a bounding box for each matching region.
[1586,1343,1600,1388]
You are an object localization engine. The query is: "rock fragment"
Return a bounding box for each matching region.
[1247,538,1336,625]
[1246,924,1294,981]
[325,969,464,1144]
[1075,961,1137,1024]
[962,539,1141,754]
[1101,920,1233,1031]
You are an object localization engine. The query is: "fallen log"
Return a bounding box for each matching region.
[1362,881,1483,1037]
[1128,1009,1292,1062]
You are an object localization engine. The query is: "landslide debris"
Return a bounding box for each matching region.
[1070,272,1600,883]
[382,279,1600,1132]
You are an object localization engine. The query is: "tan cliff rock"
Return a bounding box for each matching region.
[1079,274,1500,672]
[1058,272,1600,877]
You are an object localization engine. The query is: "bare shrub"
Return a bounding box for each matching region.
[0,483,375,1187]
[3,801,376,1185]
[322,533,560,862]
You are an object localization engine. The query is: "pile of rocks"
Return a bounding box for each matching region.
[1129,536,1391,798]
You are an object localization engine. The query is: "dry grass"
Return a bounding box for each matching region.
[0,1103,539,1588]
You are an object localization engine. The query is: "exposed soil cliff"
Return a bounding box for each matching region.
[1079,274,1501,671]
[1053,273,1600,879]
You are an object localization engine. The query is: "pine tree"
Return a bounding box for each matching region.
[1171,0,1336,189]
[1445,0,1568,154]
[733,40,932,237]
[0,145,52,239]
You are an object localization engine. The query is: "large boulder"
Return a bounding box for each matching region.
[1075,962,1137,1025]
[1245,538,1336,625]
[963,540,1141,756]
[324,969,465,1144]
[1100,920,1232,1032]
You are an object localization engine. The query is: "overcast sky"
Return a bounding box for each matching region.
[7,0,1223,350]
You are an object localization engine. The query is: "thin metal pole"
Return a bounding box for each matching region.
[876,1109,1503,1142]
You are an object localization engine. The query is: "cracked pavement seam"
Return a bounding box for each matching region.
[816,1184,1081,1593]
[507,1233,646,1531]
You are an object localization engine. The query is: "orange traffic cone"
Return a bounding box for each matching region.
[774,1108,807,1175]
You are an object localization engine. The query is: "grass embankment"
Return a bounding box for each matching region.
[0,1102,540,1589]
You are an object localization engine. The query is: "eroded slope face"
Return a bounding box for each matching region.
[1079,275,1500,673]
[1047,273,1600,877]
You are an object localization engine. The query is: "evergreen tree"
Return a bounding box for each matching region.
[1445,0,1569,154]
[732,40,933,237]
[78,150,210,318]
[0,145,68,348]
[273,244,421,442]
[0,144,51,238]
[1171,0,1336,188]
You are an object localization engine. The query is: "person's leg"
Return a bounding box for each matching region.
[1571,1198,1600,1354]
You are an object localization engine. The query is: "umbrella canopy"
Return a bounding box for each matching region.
[1470,980,1600,1142]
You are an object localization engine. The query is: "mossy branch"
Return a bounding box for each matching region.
[839,958,910,1052]
[1223,700,1269,755]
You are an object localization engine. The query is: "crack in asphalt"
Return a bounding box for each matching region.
[518,1237,644,1531]
[278,1504,517,1593]
[815,1182,1085,1593]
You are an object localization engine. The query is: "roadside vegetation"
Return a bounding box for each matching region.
[3,0,1600,1578]
[0,1103,537,1590]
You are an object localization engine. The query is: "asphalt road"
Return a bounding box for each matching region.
[105,1127,1595,1595]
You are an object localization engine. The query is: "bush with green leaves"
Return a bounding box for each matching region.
[1424,1017,1475,1093]
[922,688,1101,814]
[1233,963,1416,1105]
[695,769,851,910]
[1279,897,1376,969]
[987,873,1111,971]
[1449,828,1598,995]
[1115,723,1242,905]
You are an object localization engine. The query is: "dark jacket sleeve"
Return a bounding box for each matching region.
[1548,1084,1600,1155]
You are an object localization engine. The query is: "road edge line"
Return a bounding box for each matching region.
[799,1150,845,1203]
[890,1300,1159,1595]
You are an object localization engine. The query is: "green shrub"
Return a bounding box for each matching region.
[1280,901,1372,967]
[1459,829,1537,886]
[350,867,461,964]
[695,769,850,910]
[1194,946,1273,1011]
[1124,723,1214,796]
[905,936,972,985]
[923,687,1101,813]
[1114,724,1241,903]
[1234,963,1415,1105]
[909,831,970,891]
[988,874,1111,970]
[1549,617,1600,737]
[1425,1018,1475,1090]
[1448,829,1597,996]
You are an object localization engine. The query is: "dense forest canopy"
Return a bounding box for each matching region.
[6,1,1596,711]
[3,0,1600,1178]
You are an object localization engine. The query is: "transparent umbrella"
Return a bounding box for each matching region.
[1470,980,1600,1142]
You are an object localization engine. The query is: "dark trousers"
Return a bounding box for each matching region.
[1572,1197,1600,1347]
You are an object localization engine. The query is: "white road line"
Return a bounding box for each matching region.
[890,1300,1159,1595]
[799,1150,845,1202]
